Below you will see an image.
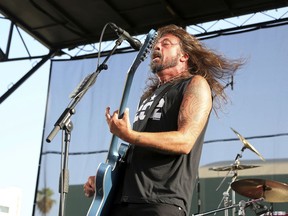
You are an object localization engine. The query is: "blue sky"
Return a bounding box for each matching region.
[0,60,50,215]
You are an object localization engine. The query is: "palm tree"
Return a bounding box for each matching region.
[36,187,56,215]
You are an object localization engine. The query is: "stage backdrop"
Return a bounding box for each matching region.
[34,24,288,216]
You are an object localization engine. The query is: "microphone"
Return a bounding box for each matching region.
[109,23,142,50]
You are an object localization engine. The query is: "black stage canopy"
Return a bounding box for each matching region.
[1,0,288,51]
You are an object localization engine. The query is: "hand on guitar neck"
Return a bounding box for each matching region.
[105,107,132,143]
[83,176,95,198]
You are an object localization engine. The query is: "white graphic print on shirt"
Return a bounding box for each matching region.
[134,94,165,123]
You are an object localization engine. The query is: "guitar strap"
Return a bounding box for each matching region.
[134,76,193,132]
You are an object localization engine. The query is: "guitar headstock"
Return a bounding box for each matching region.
[139,29,158,62]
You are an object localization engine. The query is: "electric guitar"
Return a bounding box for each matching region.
[86,29,157,216]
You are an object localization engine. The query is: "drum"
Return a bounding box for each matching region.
[272,212,288,216]
[261,211,288,216]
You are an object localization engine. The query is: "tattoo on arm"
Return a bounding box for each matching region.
[178,78,210,136]
[134,134,141,144]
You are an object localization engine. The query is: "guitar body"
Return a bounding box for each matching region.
[86,143,128,216]
[86,163,112,216]
[86,29,157,216]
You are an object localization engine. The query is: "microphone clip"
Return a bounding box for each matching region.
[109,22,142,50]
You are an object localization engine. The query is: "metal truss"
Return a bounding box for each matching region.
[1,6,288,62]
[187,6,288,39]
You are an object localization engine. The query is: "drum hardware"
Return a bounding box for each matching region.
[213,162,238,216]
[227,129,288,216]
[246,199,270,216]
[213,151,243,216]
[192,198,265,216]
[210,128,265,216]
[261,211,288,216]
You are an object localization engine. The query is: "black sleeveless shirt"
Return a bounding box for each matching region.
[120,78,208,215]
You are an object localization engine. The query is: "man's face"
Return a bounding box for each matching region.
[150,34,182,74]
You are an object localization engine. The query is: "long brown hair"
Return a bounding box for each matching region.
[143,24,245,111]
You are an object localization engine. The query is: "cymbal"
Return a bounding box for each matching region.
[209,164,260,172]
[231,127,265,161]
[231,178,288,203]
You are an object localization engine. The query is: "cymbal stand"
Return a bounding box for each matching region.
[238,200,246,216]
[231,148,245,216]
[215,172,238,216]
[214,147,246,216]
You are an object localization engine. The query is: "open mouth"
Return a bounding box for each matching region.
[152,52,161,61]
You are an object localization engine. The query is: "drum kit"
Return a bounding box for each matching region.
[193,128,288,216]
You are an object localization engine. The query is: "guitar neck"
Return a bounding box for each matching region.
[105,29,157,164]
[106,69,134,162]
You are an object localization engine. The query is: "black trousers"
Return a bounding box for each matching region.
[109,203,185,216]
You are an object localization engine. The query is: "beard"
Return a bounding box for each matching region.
[150,52,180,74]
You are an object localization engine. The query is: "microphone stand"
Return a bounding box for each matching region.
[58,120,73,216]
[46,36,126,216]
